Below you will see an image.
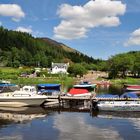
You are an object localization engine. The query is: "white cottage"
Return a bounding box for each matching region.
[51,62,69,74]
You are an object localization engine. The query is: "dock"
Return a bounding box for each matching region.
[46,95,140,101]
[44,95,140,109]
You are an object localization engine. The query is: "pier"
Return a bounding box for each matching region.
[46,95,140,102]
[44,95,140,110]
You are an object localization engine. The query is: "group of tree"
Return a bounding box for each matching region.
[108,51,140,78]
[0,26,99,68]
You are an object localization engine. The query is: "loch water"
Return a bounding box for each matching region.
[0,85,140,140]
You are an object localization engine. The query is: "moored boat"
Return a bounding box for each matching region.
[73,81,96,89]
[67,81,96,97]
[97,100,140,112]
[37,83,61,94]
[0,86,47,107]
[67,88,94,97]
[37,83,62,105]
[124,84,140,91]
[96,92,140,111]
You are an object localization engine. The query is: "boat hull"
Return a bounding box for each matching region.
[97,101,140,111]
[0,96,47,107]
[124,85,140,91]
[67,92,92,97]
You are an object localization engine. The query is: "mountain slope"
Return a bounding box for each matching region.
[0,26,96,67]
[41,37,79,53]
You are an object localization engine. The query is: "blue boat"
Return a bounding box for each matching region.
[37,84,61,95]
[0,80,18,93]
[120,92,139,98]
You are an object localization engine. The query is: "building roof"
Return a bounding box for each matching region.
[52,63,69,68]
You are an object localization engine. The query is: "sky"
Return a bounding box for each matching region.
[0,0,140,60]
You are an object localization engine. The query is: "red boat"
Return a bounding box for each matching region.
[124,85,140,91]
[97,80,111,86]
[67,88,93,97]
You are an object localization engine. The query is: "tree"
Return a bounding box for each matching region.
[108,53,134,78]
[68,63,87,77]
[132,52,140,77]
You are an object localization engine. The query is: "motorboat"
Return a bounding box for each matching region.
[37,83,61,95]
[0,80,18,92]
[124,84,140,91]
[0,86,47,107]
[67,88,93,97]
[73,81,96,90]
[96,80,111,87]
[97,100,140,112]
[67,81,96,97]
[37,83,61,105]
[96,92,140,111]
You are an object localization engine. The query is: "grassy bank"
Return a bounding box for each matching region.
[0,67,139,87]
[111,77,140,85]
[0,67,75,87]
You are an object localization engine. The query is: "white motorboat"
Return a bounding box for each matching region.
[97,100,140,111]
[0,86,47,107]
[96,92,140,111]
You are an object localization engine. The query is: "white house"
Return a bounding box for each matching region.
[51,62,69,74]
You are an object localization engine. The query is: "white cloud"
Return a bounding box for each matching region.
[54,0,126,40]
[0,21,2,26]
[0,4,25,21]
[15,26,32,34]
[124,28,140,46]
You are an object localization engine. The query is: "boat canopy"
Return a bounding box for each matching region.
[37,84,61,92]
[68,88,89,95]
[37,84,60,88]
[120,92,139,98]
[0,83,16,87]
[96,94,119,98]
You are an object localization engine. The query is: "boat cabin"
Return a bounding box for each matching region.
[22,86,36,93]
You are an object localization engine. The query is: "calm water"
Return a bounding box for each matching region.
[0,86,140,140]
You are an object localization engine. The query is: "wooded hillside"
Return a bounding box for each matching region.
[0,26,97,67]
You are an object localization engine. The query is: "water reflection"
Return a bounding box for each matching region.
[53,113,123,140]
[0,107,47,124]
[96,85,124,95]
[0,85,140,140]
[0,105,140,140]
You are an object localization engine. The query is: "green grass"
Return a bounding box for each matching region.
[0,67,75,89]
[0,67,139,88]
[111,77,140,85]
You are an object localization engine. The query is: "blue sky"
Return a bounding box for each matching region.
[0,0,140,60]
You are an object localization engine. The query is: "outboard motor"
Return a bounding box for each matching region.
[91,100,99,111]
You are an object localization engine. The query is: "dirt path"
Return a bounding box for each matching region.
[76,71,108,84]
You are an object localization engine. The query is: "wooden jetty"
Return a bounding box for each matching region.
[44,95,140,112]
[45,95,140,107]
[46,95,140,102]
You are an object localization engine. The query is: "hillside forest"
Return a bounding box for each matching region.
[0,26,140,79]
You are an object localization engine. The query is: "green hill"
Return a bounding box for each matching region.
[0,26,97,67]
